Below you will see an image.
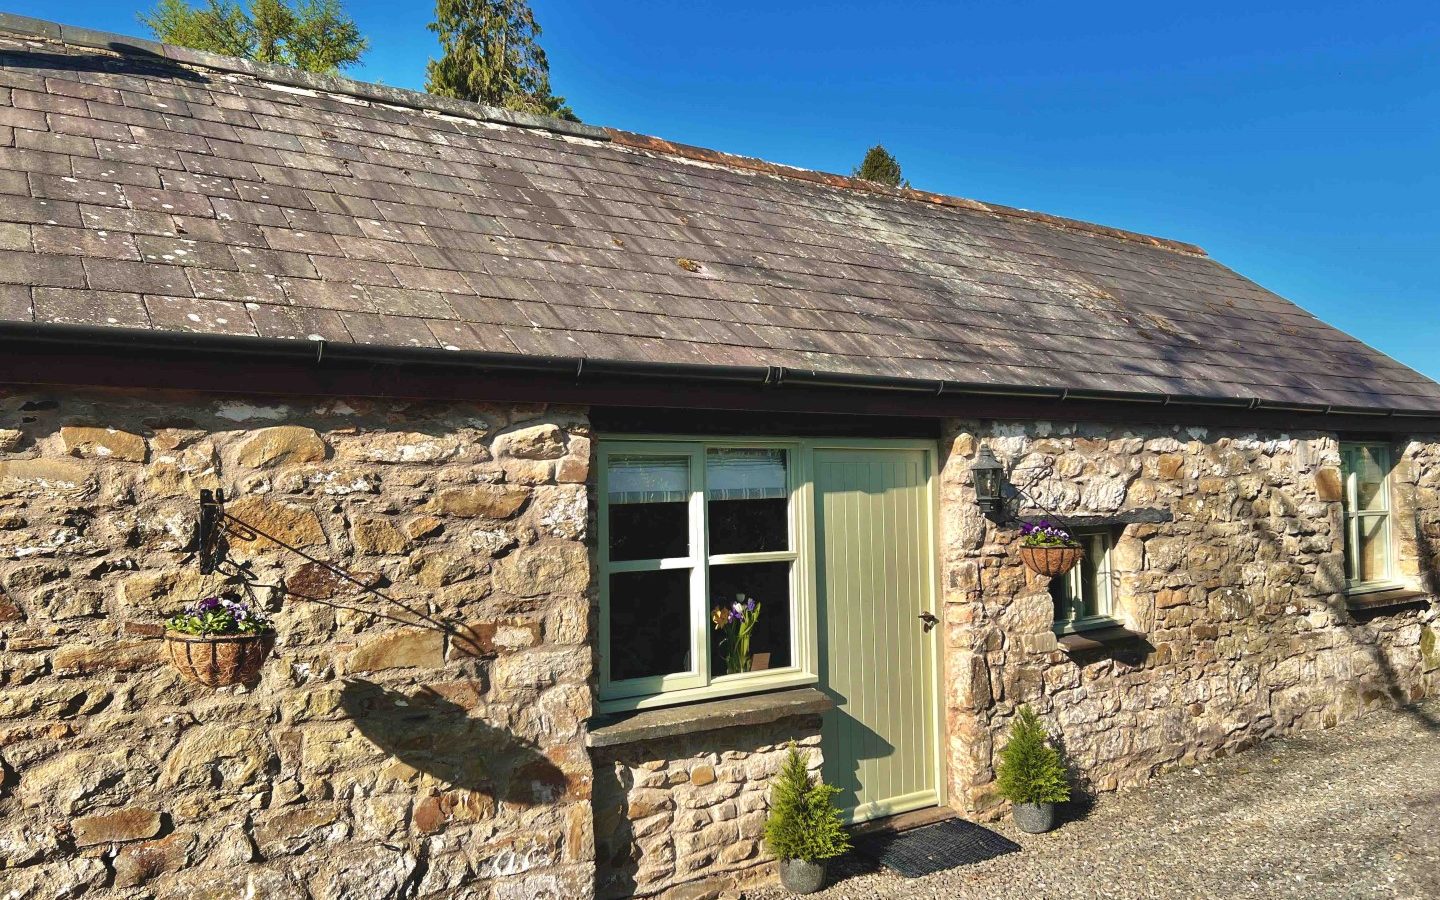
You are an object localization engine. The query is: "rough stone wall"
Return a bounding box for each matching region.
[939,421,1440,818]
[0,386,595,899]
[592,719,822,900]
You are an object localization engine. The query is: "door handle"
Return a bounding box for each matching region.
[917,612,938,633]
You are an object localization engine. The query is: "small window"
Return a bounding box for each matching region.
[599,442,808,706]
[1341,442,1396,591]
[1052,530,1117,633]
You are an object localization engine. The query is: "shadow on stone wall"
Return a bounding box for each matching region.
[340,679,568,804]
[1309,542,1439,734]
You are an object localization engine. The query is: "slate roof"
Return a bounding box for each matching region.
[2,15,1438,413]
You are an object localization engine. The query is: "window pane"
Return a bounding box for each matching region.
[608,569,692,681]
[1353,447,1389,512]
[1052,532,1111,625]
[1358,516,1390,583]
[708,561,791,676]
[608,455,690,561]
[707,449,789,555]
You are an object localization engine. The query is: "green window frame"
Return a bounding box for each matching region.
[597,438,818,711]
[1052,530,1118,634]
[1340,442,1397,592]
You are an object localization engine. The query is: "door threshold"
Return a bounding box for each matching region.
[848,806,955,839]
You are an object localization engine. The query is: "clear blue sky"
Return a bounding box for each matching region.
[13,1,1440,379]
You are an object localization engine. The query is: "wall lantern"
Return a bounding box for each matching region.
[970,447,1006,520]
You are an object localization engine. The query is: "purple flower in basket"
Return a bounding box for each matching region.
[169,595,272,636]
[1018,519,1079,548]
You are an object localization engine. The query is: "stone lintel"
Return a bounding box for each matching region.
[1017,508,1174,528]
[586,687,833,748]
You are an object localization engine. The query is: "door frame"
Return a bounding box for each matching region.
[591,433,947,818]
[810,438,947,823]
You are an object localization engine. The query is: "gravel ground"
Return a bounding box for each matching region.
[749,702,1440,900]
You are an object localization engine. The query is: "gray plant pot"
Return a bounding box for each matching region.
[778,857,827,894]
[1012,801,1056,834]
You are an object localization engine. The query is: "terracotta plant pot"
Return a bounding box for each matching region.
[164,631,276,687]
[1018,544,1083,577]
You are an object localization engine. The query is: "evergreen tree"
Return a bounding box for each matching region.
[427,0,577,121]
[763,743,850,863]
[853,144,908,188]
[140,0,367,74]
[996,705,1071,805]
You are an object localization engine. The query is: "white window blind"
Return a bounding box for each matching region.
[706,449,787,500]
[608,455,690,505]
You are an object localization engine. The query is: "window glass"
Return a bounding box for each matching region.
[608,455,690,561]
[1052,531,1113,629]
[1353,447,1388,512]
[1341,442,1394,588]
[708,561,792,677]
[707,449,789,554]
[608,569,692,681]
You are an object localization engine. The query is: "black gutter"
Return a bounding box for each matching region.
[2,321,1436,420]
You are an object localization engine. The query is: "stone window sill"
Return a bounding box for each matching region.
[1058,625,1153,664]
[1345,587,1430,613]
[585,687,834,748]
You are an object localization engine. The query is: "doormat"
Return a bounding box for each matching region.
[853,818,1021,878]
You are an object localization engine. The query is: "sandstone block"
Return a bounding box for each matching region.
[253,803,344,857]
[492,543,589,597]
[347,628,445,672]
[225,495,327,548]
[1315,467,1343,502]
[502,457,555,485]
[72,806,162,847]
[232,425,327,467]
[412,550,477,587]
[427,484,529,519]
[0,428,22,452]
[1157,454,1184,480]
[340,431,461,464]
[61,425,147,462]
[351,516,409,555]
[52,641,157,676]
[404,515,444,540]
[112,831,192,888]
[450,620,542,659]
[0,458,94,496]
[162,724,272,791]
[556,455,589,484]
[495,423,566,460]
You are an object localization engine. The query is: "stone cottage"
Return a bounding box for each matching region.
[0,14,1437,899]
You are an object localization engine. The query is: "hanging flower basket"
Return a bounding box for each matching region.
[165,631,276,687]
[1017,522,1084,577]
[163,596,275,687]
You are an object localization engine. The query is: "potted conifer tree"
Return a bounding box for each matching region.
[996,705,1071,833]
[763,743,850,893]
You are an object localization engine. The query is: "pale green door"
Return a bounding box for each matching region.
[814,446,940,824]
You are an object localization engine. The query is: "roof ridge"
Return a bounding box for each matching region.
[606,130,1207,257]
[0,12,1206,258]
[0,12,606,140]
